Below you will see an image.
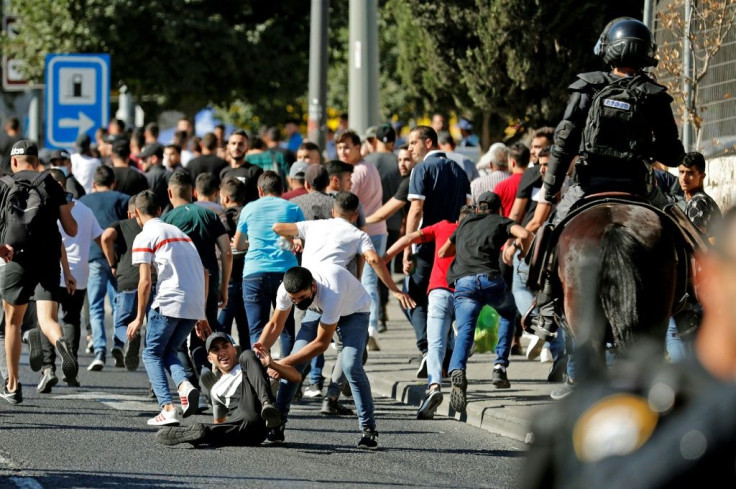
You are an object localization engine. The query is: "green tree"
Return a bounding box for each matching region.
[2,0,311,121]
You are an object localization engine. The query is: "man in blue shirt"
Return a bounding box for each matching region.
[79,165,130,371]
[404,126,470,376]
[233,171,305,358]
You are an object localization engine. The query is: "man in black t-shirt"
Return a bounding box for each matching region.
[217,177,249,349]
[111,138,149,197]
[220,130,262,206]
[0,140,79,404]
[100,198,156,371]
[188,132,229,185]
[0,118,22,176]
[438,192,531,413]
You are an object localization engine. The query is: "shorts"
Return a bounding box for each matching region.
[2,259,61,305]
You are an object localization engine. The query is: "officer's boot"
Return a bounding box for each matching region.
[522,276,559,342]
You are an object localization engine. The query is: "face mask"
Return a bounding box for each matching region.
[295,293,314,311]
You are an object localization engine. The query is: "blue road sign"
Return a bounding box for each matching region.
[45,54,110,150]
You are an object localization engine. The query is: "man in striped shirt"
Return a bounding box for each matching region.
[128,190,211,427]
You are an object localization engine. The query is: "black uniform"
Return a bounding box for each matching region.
[544,71,684,221]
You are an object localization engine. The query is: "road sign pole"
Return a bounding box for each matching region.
[348,0,379,137]
[307,0,329,150]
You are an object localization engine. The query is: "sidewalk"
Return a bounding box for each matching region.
[362,297,558,443]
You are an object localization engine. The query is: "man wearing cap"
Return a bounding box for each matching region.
[366,123,402,332]
[71,133,102,194]
[439,191,531,412]
[111,138,149,197]
[456,118,479,148]
[48,149,86,199]
[361,125,378,156]
[139,142,169,211]
[282,161,309,200]
[155,332,299,447]
[0,140,79,404]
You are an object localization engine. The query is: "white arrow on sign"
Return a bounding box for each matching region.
[59,111,95,136]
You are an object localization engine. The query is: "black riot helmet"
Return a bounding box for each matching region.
[594,18,658,69]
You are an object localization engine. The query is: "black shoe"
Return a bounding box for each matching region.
[492,366,511,389]
[416,354,428,379]
[261,401,282,428]
[125,334,141,371]
[340,381,353,398]
[321,397,354,416]
[357,427,378,450]
[449,369,467,413]
[547,355,568,383]
[417,389,443,420]
[111,347,125,368]
[25,328,43,372]
[87,351,105,372]
[266,423,286,444]
[156,423,206,446]
[56,338,79,381]
[37,368,58,394]
[1,382,22,404]
[377,321,387,333]
[63,375,81,387]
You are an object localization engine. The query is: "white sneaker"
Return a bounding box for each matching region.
[147,407,182,426]
[178,381,200,418]
[539,347,554,363]
[526,335,545,360]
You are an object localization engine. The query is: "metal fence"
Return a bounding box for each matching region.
[655,0,736,157]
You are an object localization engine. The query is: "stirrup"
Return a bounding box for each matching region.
[522,299,559,341]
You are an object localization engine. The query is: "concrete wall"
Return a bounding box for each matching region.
[705,155,736,212]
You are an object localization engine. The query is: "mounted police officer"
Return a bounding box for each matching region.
[525,18,693,340]
[521,207,736,489]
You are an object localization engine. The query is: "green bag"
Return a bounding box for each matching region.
[474,306,499,354]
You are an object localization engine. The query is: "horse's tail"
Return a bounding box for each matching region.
[598,223,645,347]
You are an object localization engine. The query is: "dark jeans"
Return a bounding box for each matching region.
[378,229,400,316]
[201,350,272,446]
[218,280,249,350]
[41,287,86,369]
[243,272,295,359]
[402,255,432,354]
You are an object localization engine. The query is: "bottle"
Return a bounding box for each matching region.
[276,236,293,251]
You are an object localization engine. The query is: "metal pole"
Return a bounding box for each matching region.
[117,84,135,130]
[307,0,329,151]
[28,88,39,143]
[349,0,379,137]
[683,0,693,151]
[643,0,655,31]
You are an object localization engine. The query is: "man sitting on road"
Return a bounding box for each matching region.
[156,332,299,447]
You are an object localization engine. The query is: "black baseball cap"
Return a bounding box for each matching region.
[49,149,71,162]
[205,332,233,352]
[375,123,396,144]
[477,191,502,213]
[139,142,164,160]
[10,140,38,157]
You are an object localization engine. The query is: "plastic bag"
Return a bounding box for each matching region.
[474,306,499,353]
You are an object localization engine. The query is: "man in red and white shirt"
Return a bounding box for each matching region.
[128,190,211,427]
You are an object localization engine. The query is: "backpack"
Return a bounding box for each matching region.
[580,73,652,163]
[0,171,49,251]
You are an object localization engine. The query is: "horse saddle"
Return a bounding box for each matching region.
[526,192,707,311]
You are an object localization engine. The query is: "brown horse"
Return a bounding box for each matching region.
[555,202,679,356]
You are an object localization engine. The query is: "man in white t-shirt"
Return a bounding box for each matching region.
[36,169,104,393]
[254,264,379,449]
[70,133,102,195]
[272,192,414,411]
[128,190,211,427]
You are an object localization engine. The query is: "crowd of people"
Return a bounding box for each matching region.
[0,19,727,458]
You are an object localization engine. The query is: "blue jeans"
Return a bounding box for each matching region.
[511,253,566,360]
[113,288,155,348]
[276,312,375,430]
[143,308,196,407]
[665,317,689,362]
[88,260,117,354]
[218,281,249,350]
[426,288,454,386]
[402,254,432,354]
[361,234,387,334]
[450,273,516,372]
[243,272,295,358]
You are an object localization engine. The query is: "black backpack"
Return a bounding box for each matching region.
[0,171,49,251]
[580,73,652,163]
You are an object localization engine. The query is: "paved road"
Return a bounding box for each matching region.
[0,351,526,488]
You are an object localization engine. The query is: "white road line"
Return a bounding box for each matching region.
[10,477,44,489]
[53,391,156,412]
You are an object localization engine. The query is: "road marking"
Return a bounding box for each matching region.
[11,477,43,489]
[53,391,155,412]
